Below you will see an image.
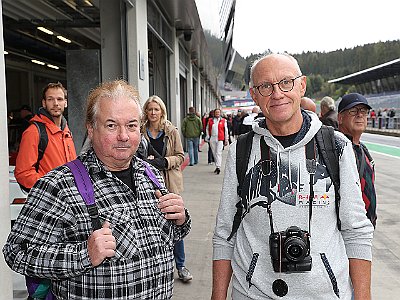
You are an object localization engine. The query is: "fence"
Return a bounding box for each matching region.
[367,116,400,130]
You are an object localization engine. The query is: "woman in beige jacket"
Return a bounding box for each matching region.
[140,95,192,282]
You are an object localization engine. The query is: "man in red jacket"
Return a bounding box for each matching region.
[15,82,77,190]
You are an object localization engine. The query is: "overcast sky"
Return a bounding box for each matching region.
[196,0,400,57]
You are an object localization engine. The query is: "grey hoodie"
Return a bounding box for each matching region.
[213,111,373,299]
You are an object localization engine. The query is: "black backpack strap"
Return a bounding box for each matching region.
[315,125,341,230]
[236,131,255,196]
[33,122,48,172]
[227,131,254,241]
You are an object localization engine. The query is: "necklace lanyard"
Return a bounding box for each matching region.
[260,137,315,235]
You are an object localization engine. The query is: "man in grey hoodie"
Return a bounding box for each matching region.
[212,53,373,300]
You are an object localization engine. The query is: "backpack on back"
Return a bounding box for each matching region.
[33,121,48,172]
[18,121,48,193]
[232,125,341,240]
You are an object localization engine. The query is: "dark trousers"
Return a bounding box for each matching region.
[208,143,214,163]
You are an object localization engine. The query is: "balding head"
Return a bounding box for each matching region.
[301,97,316,113]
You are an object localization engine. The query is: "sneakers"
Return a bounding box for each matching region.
[178,267,193,282]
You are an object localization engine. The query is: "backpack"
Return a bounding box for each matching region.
[232,126,341,240]
[25,158,164,299]
[33,122,49,172]
[18,121,48,193]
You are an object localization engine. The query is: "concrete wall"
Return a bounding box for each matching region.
[126,0,149,105]
[0,1,14,297]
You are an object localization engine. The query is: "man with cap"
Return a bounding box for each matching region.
[19,104,34,132]
[338,93,377,228]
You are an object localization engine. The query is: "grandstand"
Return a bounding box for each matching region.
[366,93,400,110]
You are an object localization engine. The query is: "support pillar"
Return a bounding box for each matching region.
[66,50,101,153]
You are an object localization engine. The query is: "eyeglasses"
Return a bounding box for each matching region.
[253,75,303,97]
[348,107,369,116]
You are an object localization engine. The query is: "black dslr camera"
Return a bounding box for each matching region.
[269,226,312,272]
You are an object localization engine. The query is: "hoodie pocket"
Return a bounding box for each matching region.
[320,253,340,298]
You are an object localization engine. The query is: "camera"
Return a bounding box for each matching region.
[269,226,312,272]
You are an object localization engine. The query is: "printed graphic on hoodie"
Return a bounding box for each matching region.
[239,138,346,220]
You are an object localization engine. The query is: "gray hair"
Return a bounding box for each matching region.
[86,80,141,128]
[320,96,336,111]
[249,53,302,87]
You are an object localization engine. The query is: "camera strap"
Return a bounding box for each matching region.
[260,136,316,235]
[305,138,316,236]
[260,136,274,233]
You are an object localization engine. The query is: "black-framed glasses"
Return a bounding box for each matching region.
[348,107,369,116]
[253,75,303,97]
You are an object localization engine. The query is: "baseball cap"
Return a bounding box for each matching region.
[338,93,372,113]
[20,104,32,111]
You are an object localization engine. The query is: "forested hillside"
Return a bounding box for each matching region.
[204,29,400,100]
[245,40,400,99]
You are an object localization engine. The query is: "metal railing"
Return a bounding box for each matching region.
[367,116,400,130]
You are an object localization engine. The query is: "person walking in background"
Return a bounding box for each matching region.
[196,111,203,152]
[232,110,243,140]
[370,109,376,128]
[15,82,77,191]
[3,80,191,299]
[204,110,215,164]
[338,93,377,227]
[383,108,389,129]
[182,107,203,166]
[18,104,34,132]
[206,108,228,175]
[226,113,233,143]
[319,96,338,129]
[212,53,373,300]
[140,95,193,283]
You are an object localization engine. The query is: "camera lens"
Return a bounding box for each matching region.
[284,237,307,262]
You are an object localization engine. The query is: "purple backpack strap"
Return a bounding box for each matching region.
[66,159,102,230]
[143,161,168,195]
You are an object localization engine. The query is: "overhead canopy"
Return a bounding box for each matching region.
[328,58,400,85]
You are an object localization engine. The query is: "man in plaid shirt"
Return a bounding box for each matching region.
[3,80,191,299]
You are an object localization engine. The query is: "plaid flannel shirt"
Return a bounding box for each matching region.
[3,149,191,299]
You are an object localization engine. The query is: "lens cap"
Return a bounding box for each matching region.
[272,279,288,297]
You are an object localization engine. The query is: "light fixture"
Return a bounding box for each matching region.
[31,59,45,65]
[4,51,8,55]
[57,35,72,43]
[47,64,59,70]
[37,27,54,35]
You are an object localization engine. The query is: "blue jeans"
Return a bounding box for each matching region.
[174,240,185,269]
[187,137,199,165]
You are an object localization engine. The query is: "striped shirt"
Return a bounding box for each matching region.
[3,149,191,299]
